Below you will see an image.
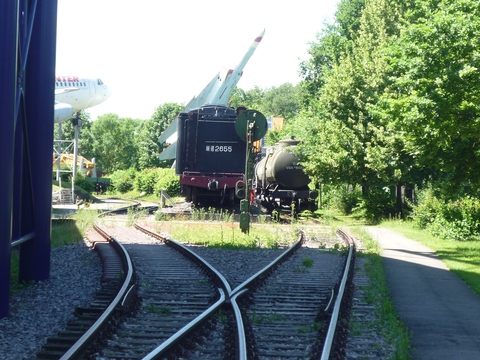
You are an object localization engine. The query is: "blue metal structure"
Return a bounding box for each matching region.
[0,0,57,318]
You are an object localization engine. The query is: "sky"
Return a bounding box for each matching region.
[56,1,339,120]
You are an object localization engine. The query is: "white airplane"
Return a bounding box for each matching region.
[158,29,265,160]
[54,75,111,123]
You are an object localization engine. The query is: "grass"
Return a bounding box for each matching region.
[10,208,97,293]
[349,226,411,359]
[379,219,480,297]
[153,221,298,249]
[108,189,162,203]
[52,209,97,247]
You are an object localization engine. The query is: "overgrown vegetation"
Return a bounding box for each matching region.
[108,167,179,197]
[293,0,480,221]
[411,187,480,242]
[351,228,411,359]
[51,209,97,247]
[153,221,294,249]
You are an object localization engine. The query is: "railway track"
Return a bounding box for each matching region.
[37,211,355,359]
[36,224,135,360]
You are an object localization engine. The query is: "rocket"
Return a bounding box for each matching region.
[204,29,265,106]
[159,29,265,159]
[183,29,265,110]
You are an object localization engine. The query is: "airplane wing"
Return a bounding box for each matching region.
[158,29,265,161]
[54,88,79,95]
[158,72,222,147]
[158,117,178,144]
[183,72,222,111]
[159,142,177,161]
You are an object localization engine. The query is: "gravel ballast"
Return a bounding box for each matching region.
[0,222,395,359]
[0,240,102,360]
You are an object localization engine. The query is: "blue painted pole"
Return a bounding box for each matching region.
[0,1,19,318]
[18,0,57,282]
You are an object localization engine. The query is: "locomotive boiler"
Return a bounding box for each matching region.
[254,138,318,213]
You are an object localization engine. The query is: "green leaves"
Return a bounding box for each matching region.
[298,0,480,203]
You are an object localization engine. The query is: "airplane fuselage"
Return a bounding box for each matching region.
[55,76,111,113]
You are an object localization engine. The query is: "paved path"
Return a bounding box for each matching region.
[365,227,480,359]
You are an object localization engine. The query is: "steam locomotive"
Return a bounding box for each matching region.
[175,105,246,205]
[175,105,317,213]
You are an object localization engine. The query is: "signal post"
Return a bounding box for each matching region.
[235,110,267,233]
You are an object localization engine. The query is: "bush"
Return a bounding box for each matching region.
[356,188,396,222]
[412,187,480,241]
[322,185,362,215]
[154,168,180,196]
[135,168,160,195]
[109,168,136,193]
[74,172,94,193]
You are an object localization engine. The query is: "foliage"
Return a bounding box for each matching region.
[137,102,183,170]
[298,0,405,206]
[134,168,161,195]
[230,84,301,120]
[153,168,180,197]
[157,222,295,249]
[263,129,284,147]
[109,167,179,196]
[109,168,137,193]
[355,187,396,222]
[260,83,301,120]
[412,187,480,241]
[323,185,363,215]
[372,0,480,192]
[296,0,480,220]
[74,171,94,193]
[87,114,140,173]
[229,86,264,112]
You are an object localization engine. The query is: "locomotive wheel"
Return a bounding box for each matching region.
[185,186,192,203]
[191,187,198,205]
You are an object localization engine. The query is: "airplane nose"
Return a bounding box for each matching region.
[104,85,112,100]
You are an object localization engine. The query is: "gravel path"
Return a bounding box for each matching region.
[0,239,102,360]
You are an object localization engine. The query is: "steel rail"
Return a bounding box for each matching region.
[230,231,305,297]
[231,289,249,360]
[320,229,355,360]
[134,223,232,295]
[134,223,305,360]
[60,225,134,360]
[142,289,226,360]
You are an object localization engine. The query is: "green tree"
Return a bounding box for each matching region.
[299,0,365,107]
[230,84,301,122]
[89,114,138,173]
[136,102,183,169]
[298,0,406,217]
[261,83,300,120]
[374,0,480,192]
[229,86,264,111]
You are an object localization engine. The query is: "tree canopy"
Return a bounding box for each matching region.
[297,0,480,204]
